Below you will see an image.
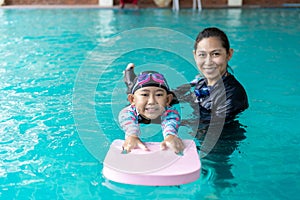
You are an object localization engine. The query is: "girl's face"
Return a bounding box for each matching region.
[193,37,233,86]
[128,86,173,119]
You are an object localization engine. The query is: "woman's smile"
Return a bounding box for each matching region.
[202,66,217,74]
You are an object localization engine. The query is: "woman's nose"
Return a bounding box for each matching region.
[204,54,212,64]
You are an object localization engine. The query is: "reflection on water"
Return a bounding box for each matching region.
[0,8,299,200]
[198,120,247,196]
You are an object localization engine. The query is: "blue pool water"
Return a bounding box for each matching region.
[0,7,299,199]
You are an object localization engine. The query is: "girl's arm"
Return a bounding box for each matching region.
[118,106,141,138]
[160,107,184,154]
[118,106,148,152]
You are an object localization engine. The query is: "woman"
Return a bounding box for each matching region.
[191,27,248,124]
[189,28,249,192]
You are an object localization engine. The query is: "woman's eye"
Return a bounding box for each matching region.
[198,53,206,57]
[212,52,220,57]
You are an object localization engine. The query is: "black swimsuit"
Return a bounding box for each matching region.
[194,73,249,123]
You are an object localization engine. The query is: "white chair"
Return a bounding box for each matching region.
[172,0,179,11]
[193,0,202,11]
[173,0,202,11]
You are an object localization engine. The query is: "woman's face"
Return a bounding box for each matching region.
[193,37,233,86]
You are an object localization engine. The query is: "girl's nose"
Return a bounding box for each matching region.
[147,94,156,104]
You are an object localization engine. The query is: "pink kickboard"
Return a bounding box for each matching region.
[103,139,201,186]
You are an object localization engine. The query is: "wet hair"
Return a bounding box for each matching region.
[194,27,230,53]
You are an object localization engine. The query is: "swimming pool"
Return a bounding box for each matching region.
[0,7,299,199]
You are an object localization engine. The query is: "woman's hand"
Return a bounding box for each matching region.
[160,135,185,155]
[122,135,149,153]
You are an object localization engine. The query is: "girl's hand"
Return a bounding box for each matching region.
[160,135,185,154]
[122,135,149,153]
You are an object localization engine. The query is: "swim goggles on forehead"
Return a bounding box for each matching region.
[131,72,170,94]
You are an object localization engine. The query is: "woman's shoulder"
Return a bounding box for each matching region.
[224,73,246,91]
[224,74,248,104]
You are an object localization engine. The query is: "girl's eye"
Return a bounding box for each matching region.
[156,93,164,97]
[140,93,149,97]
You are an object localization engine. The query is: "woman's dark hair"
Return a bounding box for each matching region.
[194,27,230,53]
